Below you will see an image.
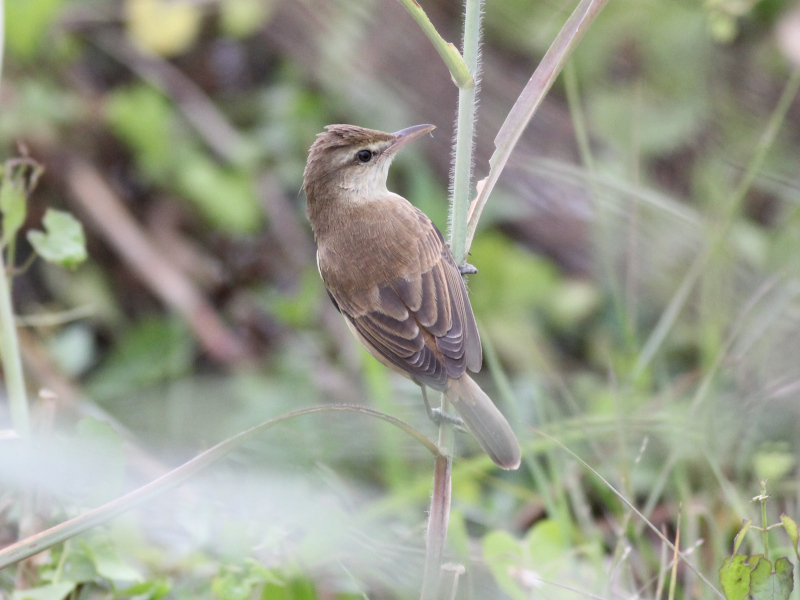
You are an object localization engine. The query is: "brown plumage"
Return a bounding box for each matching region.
[304,124,521,470]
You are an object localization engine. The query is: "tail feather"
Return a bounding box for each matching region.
[445,375,521,470]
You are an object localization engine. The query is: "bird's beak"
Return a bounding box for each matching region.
[386,124,436,155]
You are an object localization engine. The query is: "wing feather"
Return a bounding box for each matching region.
[319,203,482,390]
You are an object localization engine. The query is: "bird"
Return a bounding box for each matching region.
[303,123,521,470]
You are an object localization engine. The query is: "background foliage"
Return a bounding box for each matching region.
[2,0,800,598]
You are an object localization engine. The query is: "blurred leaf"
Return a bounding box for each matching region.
[483,518,573,599]
[176,152,261,233]
[781,515,799,559]
[105,85,176,182]
[92,551,143,583]
[733,519,752,555]
[750,556,793,600]
[125,0,203,57]
[753,443,796,480]
[119,580,171,600]
[719,554,756,600]
[213,562,290,600]
[525,518,568,560]
[0,164,29,242]
[482,530,526,600]
[87,317,194,402]
[5,0,65,59]
[0,79,83,143]
[12,582,76,600]
[220,0,274,38]
[262,268,323,327]
[469,232,559,316]
[27,209,88,269]
[544,279,601,330]
[45,542,98,584]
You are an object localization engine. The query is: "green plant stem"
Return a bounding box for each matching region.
[420,1,483,595]
[0,249,29,439]
[0,0,5,89]
[0,0,24,439]
[448,0,481,266]
[0,405,439,569]
[760,481,769,560]
[395,0,473,89]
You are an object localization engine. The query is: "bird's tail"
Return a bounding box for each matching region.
[445,375,521,470]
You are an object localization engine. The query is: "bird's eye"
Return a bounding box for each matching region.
[356,149,372,163]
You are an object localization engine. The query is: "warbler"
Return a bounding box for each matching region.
[303,124,520,470]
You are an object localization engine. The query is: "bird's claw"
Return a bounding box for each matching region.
[430,408,465,428]
[458,263,478,275]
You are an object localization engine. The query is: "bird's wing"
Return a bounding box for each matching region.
[321,210,481,391]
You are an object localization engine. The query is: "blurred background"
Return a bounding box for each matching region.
[2,0,800,598]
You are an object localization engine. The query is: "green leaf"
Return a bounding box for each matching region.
[262,268,324,327]
[105,86,176,182]
[119,580,171,600]
[750,556,793,600]
[219,0,274,38]
[12,582,76,600]
[0,166,28,241]
[525,519,571,570]
[482,530,526,600]
[27,209,87,269]
[5,0,66,59]
[733,520,752,556]
[93,552,143,582]
[782,515,799,558]
[44,541,98,584]
[719,554,755,600]
[176,152,261,233]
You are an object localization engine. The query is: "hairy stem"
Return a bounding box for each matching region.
[422,1,482,595]
[448,0,482,266]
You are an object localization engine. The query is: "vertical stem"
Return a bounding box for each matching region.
[760,481,770,560]
[0,251,29,439]
[0,1,26,439]
[0,0,5,89]
[448,0,482,266]
[423,0,482,595]
[420,452,452,600]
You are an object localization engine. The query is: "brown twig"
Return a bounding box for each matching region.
[420,453,452,599]
[64,158,249,365]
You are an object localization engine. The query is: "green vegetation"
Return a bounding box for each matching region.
[2,0,800,598]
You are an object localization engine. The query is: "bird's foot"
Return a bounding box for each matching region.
[429,407,465,429]
[458,263,478,275]
[421,385,466,432]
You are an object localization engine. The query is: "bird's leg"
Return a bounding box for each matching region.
[458,263,477,275]
[421,385,466,432]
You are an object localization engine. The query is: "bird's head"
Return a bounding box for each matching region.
[303,124,435,202]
